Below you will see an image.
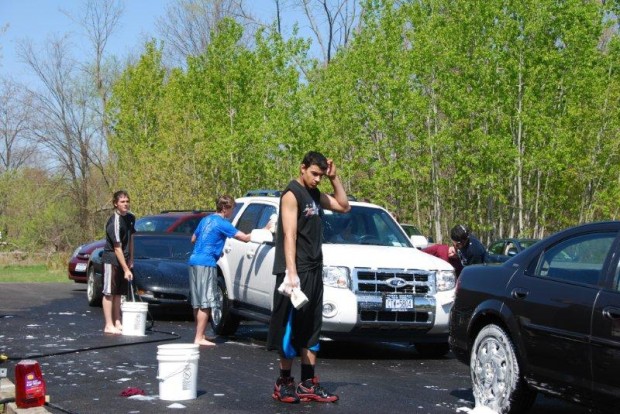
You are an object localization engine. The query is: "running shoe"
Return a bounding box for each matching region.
[296,377,339,402]
[272,376,300,403]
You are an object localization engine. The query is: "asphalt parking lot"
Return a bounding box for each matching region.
[1,283,592,414]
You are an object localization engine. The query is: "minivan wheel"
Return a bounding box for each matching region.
[86,265,103,307]
[210,277,240,336]
[470,324,536,414]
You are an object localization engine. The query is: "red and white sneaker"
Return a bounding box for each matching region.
[296,377,339,403]
[272,376,300,403]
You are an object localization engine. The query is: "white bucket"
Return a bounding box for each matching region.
[121,301,148,336]
[157,344,200,401]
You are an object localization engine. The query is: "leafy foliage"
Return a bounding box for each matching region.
[3,0,620,252]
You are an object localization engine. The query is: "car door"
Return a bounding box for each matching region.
[590,252,620,406]
[505,231,616,395]
[225,202,277,309]
[246,205,277,310]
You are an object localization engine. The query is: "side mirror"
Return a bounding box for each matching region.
[251,229,273,244]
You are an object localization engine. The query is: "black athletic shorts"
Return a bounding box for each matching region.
[267,267,323,359]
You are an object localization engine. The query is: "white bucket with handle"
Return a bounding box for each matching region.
[157,343,200,401]
[121,301,148,336]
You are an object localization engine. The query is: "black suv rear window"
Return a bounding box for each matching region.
[135,217,178,232]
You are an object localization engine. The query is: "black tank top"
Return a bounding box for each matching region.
[273,180,323,275]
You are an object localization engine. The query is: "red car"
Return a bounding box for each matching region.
[67,210,213,283]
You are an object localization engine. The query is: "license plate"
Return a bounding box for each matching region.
[75,263,87,272]
[384,294,414,311]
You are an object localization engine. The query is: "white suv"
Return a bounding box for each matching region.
[212,194,456,356]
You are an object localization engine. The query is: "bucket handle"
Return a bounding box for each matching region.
[156,359,193,382]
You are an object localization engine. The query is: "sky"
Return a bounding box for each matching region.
[0,0,284,85]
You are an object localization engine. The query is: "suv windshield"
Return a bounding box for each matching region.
[322,206,411,247]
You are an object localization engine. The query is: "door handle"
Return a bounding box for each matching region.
[602,306,620,320]
[246,249,256,259]
[224,246,231,254]
[511,288,529,300]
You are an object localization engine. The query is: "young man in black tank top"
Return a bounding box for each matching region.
[268,151,350,403]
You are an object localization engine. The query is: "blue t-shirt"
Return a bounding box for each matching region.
[188,214,239,267]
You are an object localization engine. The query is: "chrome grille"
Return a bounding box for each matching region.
[353,268,436,326]
[355,268,435,295]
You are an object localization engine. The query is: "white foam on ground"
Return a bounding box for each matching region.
[456,405,499,414]
[167,402,187,408]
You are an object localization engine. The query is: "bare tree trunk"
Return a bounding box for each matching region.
[516,54,524,236]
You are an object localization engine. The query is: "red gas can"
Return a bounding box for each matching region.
[14,359,47,408]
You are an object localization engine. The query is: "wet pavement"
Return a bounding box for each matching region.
[0,283,590,414]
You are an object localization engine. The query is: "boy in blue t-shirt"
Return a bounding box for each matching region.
[188,195,251,346]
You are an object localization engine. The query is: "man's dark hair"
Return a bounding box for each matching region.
[112,190,130,206]
[450,224,470,243]
[302,151,328,171]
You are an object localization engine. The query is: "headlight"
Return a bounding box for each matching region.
[322,266,351,289]
[436,269,456,291]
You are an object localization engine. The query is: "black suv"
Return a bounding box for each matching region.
[449,221,620,413]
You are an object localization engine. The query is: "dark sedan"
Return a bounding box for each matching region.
[86,233,194,311]
[449,221,620,413]
[68,210,212,283]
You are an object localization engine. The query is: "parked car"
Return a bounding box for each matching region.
[67,210,212,283]
[487,237,540,262]
[86,233,194,308]
[449,221,620,413]
[400,223,430,249]
[212,193,457,357]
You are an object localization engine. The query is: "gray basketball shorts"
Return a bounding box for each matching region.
[189,265,219,309]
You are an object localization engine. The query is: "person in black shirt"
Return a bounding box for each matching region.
[268,151,350,404]
[101,190,136,334]
[450,224,488,268]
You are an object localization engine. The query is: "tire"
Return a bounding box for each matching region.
[470,324,537,414]
[414,342,450,358]
[210,276,240,336]
[86,264,103,307]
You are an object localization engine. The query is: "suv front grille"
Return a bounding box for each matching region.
[353,268,436,326]
[356,269,435,295]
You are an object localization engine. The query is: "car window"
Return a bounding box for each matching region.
[135,216,177,232]
[534,232,616,285]
[172,217,202,234]
[256,205,277,229]
[401,225,422,237]
[520,239,539,249]
[231,203,244,222]
[489,241,505,255]
[236,203,265,234]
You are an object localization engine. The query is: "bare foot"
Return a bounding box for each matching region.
[104,326,122,335]
[195,338,216,346]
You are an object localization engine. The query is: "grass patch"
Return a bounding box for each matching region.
[0,264,70,283]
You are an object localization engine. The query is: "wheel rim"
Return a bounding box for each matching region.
[472,335,513,409]
[87,268,94,302]
[211,284,224,326]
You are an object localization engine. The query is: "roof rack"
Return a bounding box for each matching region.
[244,189,282,197]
